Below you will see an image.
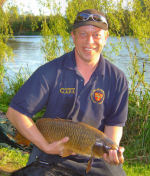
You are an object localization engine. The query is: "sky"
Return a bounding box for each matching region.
[3,0,132,16]
[4,0,68,15]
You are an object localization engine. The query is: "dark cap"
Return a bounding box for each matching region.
[72,9,108,30]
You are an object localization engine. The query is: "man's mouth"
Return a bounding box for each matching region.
[84,48,95,51]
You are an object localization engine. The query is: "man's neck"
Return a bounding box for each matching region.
[75,56,99,85]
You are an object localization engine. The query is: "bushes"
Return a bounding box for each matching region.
[123,87,150,163]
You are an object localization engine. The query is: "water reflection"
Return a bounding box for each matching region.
[6,36,45,76]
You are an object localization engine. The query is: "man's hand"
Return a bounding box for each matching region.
[103,146,124,165]
[6,108,73,157]
[43,137,70,156]
[103,126,124,164]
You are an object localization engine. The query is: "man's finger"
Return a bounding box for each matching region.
[118,147,125,164]
[108,150,119,165]
[57,137,69,145]
[118,146,125,154]
[103,153,111,163]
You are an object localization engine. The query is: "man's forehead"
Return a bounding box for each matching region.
[76,25,105,33]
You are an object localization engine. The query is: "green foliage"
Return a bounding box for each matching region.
[10,15,43,35]
[0,147,29,173]
[1,68,31,104]
[120,10,150,160]
[123,86,150,163]
[41,10,72,61]
[0,68,30,114]
[117,33,150,163]
[129,0,150,56]
[0,7,14,94]
[5,68,30,95]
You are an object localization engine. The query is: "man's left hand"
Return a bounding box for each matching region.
[103,146,124,165]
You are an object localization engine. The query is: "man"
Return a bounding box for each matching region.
[6,9,128,176]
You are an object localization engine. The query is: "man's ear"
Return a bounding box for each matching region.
[71,31,75,43]
[103,30,109,46]
[105,30,109,40]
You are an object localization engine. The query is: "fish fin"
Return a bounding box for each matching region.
[86,142,98,173]
[86,157,93,173]
[61,149,73,157]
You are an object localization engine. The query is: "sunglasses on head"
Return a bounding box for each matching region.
[75,13,108,25]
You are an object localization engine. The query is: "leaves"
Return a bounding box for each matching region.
[0,8,14,94]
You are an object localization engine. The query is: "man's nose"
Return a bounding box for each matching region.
[86,35,94,44]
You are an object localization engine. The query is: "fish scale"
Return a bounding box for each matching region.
[36,118,118,158]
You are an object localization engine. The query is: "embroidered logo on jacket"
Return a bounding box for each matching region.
[60,88,75,94]
[91,88,105,104]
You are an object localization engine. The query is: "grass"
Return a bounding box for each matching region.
[0,146,150,176]
[123,162,150,176]
[0,147,29,175]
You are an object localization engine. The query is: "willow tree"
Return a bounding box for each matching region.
[0,4,14,94]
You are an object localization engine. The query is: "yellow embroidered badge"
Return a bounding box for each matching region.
[60,88,75,94]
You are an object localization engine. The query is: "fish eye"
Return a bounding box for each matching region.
[95,141,104,147]
[104,145,112,150]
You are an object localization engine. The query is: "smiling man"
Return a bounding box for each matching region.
[7,9,128,176]
[71,21,109,84]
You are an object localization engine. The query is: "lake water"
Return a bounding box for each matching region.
[5,35,150,84]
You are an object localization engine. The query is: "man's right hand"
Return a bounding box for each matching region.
[6,108,71,157]
[43,137,69,156]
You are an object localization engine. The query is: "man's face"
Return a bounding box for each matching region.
[71,25,108,64]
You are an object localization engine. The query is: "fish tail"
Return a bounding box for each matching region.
[14,131,31,146]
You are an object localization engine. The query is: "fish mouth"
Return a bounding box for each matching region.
[94,141,118,153]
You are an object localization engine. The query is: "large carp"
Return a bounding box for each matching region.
[14,118,123,173]
[35,118,122,173]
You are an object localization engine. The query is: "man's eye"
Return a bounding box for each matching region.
[94,33,101,38]
[79,32,87,37]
